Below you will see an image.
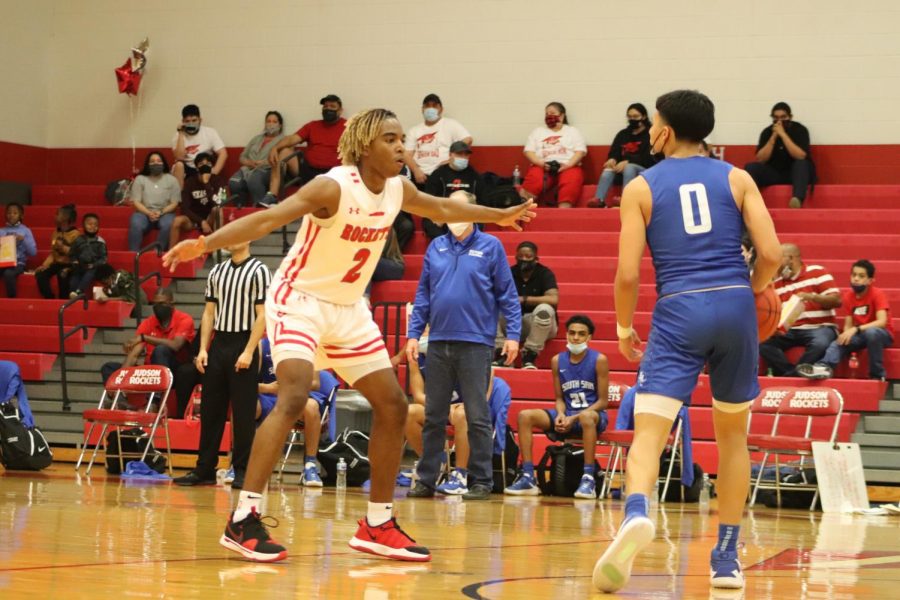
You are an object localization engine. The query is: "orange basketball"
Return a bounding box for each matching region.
[755,284,782,342]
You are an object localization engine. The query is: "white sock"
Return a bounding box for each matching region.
[367,501,393,527]
[233,491,263,522]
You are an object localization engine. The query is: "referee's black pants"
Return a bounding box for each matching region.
[195,331,260,478]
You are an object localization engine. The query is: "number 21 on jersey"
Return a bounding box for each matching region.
[569,391,589,409]
[679,183,712,235]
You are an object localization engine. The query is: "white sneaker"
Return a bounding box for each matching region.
[593,516,656,592]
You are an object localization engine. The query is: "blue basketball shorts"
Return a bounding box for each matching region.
[544,408,609,436]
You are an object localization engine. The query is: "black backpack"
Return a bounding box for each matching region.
[317,429,370,486]
[491,428,520,493]
[658,451,704,502]
[0,403,53,471]
[536,443,600,496]
[756,467,820,509]
[104,427,167,474]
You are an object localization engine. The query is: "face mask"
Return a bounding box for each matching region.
[264,125,281,135]
[183,124,199,135]
[649,128,666,155]
[322,109,339,123]
[423,107,440,122]
[544,115,561,128]
[567,342,588,354]
[153,304,173,323]
[418,336,428,355]
[781,264,793,279]
[197,164,213,175]
[148,164,164,176]
[628,119,643,130]
[517,259,536,272]
[452,157,469,170]
[447,222,469,237]
[851,283,868,294]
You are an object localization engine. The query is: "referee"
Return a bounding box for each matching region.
[174,241,271,488]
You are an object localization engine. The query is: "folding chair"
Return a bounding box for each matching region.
[749,387,844,510]
[76,365,174,476]
[277,384,338,481]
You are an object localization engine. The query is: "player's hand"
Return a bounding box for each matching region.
[554,413,566,431]
[163,238,206,271]
[497,199,536,231]
[235,350,253,371]
[502,340,519,366]
[195,349,209,374]
[618,329,643,363]
[837,329,856,345]
[405,338,419,363]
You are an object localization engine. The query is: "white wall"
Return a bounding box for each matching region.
[0,0,51,147]
[4,0,900,148]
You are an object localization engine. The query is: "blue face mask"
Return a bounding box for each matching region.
[452,157,469,170]
[423,107,440,122]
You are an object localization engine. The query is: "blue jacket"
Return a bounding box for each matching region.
[409,228,521,346]
[0,223,37,268]
[0,360,34,428]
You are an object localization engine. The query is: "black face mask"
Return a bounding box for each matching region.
[183,124,200,135]
[627,119,643,130]
[148,164,164,176]
[517,259,536,273]
[322,109,339,123]
[153,304,173,323]
[197,164,213,175]
[851,283,868,294]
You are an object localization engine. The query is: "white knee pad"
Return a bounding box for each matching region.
[711,399,752,414]
[634,393,683,422]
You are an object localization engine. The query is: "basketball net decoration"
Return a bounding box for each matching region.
[114,37,150,174]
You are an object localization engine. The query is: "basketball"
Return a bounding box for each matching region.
[755,284,782,342]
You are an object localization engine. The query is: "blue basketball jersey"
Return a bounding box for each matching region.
[260,337,276,384]
[642,156,749,297]
[558,349,600,416]
[311,370,340,405]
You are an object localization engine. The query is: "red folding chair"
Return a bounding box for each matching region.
[748,387,844,510]
[75,365,174,476]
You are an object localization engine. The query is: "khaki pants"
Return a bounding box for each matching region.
[495,303,557,354]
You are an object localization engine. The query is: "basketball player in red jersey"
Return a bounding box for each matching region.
[164,109,535,563]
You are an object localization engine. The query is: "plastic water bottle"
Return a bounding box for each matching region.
[766,368,774,377]
[650,480,659,509]
[849,352,860,374]
[411,460,419,488]
[512,165,521,186]
[699,474,711,514]
[336,458,347,491]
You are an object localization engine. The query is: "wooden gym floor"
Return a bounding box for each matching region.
[2,465,900,599]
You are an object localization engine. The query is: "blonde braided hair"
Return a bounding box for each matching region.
[338,108,398,165]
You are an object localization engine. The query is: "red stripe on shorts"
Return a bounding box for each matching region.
[323,336,383,352]
[274,337,316,354]
[325,344,386,360]
[278,221,316,304]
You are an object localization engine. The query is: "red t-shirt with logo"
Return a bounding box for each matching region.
[842,286,893,336]
[297,118,346,169]
[136,309,196,364]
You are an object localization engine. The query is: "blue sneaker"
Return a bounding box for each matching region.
[504,472,540,496]
[361,479,371,492]
[710,549,744,589]
[574,474,597,499]
[223,466,235,484]
[300,463,323,487]
[436,469,468,496]
[592,516,656,592]
[396,471,413,487]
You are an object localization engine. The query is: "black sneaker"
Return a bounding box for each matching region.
[256,192,277,208]
[173,471,217,486]
[492,348,507,367]
[521,350,538,370]
[406,482,435,498]
[231,470,245,490]
[220,510,288,562]
[462,484,492,500]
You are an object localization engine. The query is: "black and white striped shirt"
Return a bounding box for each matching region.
[205,256,272,332]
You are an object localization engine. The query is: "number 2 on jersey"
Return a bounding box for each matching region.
[679,183,712,235]
[341,248,371,283]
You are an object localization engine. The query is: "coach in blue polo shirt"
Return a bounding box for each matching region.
[405,191,521,500]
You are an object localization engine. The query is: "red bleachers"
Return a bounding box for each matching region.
[0,352,57,380]
[0,298,133,327]
[0,325,96,353]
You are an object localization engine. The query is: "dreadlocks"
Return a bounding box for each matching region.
[337,108,398,165]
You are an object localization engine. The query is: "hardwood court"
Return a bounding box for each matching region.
[2,467,899,599]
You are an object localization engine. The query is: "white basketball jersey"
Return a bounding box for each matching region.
[272,166,404,306]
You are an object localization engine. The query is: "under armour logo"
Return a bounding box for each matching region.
[349,208,360,214]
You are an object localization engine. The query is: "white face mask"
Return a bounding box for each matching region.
[567,342,588,354]
[447,222,469,237]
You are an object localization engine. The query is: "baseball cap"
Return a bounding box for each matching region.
[320,94,342,107]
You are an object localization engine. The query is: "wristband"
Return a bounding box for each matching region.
[616,323,634,339]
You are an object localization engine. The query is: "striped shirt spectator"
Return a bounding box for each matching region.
[773,264,840,329]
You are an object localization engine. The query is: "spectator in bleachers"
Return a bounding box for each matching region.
[495,241,559,369]
[128,151,181,252]
[93,263,147,314]
[171,104,227,188]
[422,142,487,239]
[506,314,609,498]
[744,102,815,209]
[35,204,80,299]
[591,103,656,208]
[169,152,226,249]
[228,111,285,208]
[0,203,36,298]
[67,213,107,299]
[100,287,195,385]
[760,243,841,376]
[521,102,587,208]
[264,95,347,207]
[405,93,473,186]
[798,259,894,381]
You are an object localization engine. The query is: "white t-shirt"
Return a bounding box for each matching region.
[524,125,587,164]
[171,125,226,168]
[405,117,471,175]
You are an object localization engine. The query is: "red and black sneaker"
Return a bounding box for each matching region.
[348,517,431,562]
[220,510,288,562]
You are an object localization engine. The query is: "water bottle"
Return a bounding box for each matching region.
[699,474,711,513]
[512,165,521,187]
[411,460,419,488]
[650,480,659,509]
[766,368,774,377]
[336,458,347,491]
[849,352,860,374]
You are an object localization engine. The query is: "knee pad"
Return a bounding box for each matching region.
[634,393,682,422]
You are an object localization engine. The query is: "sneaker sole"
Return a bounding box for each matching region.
[219,534,288,563]
[574,490,597,499]
[301,480,324,488]
[436,487,468,496]
[592,517,656,592]
[710,568,744,589]
[348,536,432,562]
[504,487,541,496]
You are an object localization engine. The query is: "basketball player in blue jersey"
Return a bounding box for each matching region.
[593,90,781,592]
[506,315,609,499]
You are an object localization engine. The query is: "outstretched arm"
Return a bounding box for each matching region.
[400,177,535,231]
